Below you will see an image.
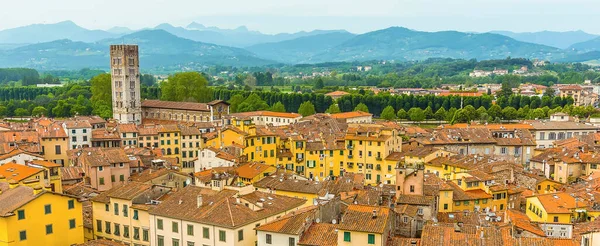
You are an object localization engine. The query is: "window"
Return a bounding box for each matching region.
[203,227,209,239]
[123,204,128,217]
[96,220,102,232]
[99,177,105,185]
[238,229,244,241]
[443,204,448,210]
[69,219,76,229]
[289,237,296,246]
[172,238,180,246]
[114,223,120,236]
[172,221,179,233]
[344,231,351,242]
[44,204,52,214]
[187,224,194,236]
[157,219,163,230]
[266,234,272,244]
[55,145,61,154]
[68,200,75,209]
[120,175,125,181]
[105,221,111,233]
[143,229,149,241]
[187,242,194,246]
[17,210,25,220]
[368,234,375,244]
[410,185,415,193]
[554,216,559,222]
[500,147,507,154]
[123,225,129,238]
[46,224,53,234]
[455,201,461,206]
[158,236,164,246]
[114,203,119,215]
[19,230,26,241]
[219,230,226,242]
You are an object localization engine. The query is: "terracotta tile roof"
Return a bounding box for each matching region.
[331,111,372,119]
[506,209,545,237]
[438,91,484,97]
[60,166,85,181]
[229,111,301,119]
[529,121,598,130]
[298,223,338,246]
[235,162,275,179]
[417,128,496,145]
[38,124,68,138]
[142,100,210,112]
[91,182,155,203]
[75,148,130,167]
[436,212,483,225]
[446,182,492,201]
[179,125,201,136]
[255,205,317,235]
[149,186,305,228]
[28,160,61,168]
[0,186,38,216]
[91,128,120,140]
[158,124,180,133]
[337,204,391,234]
[464,170,495,182]
[0,163,43,182]
[441,123,533,130]
[130,168,190,183]
[254,174,325,194]
[396,195,434,206]
[63,120,92,129]
[531,192,584,214]
[64,182,98,198]
[387,237,421,246]
[117,123,138,133]
[138,125,159,136]
[325,90,350,96]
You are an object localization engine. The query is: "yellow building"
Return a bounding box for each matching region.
[180,125,202,173]
[158,125,181,166]
[38,124,69,166]
[27,160,63,193]
[0,183,84,246]
[0,163,47,191]
[526,192,586,223]
[91,182,171,245]
[336,204,393,246]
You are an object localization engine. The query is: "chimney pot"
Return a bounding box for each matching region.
[197,195,203,208]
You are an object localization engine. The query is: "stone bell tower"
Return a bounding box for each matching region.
[110,45,141,124]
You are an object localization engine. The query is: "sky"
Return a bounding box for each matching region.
[1,0,599,34]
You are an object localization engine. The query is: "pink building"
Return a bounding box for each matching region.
[70,147,131,191]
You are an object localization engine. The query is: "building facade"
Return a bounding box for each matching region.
[111,45,142,124]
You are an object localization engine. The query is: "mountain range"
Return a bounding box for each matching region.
[1,21,600,70]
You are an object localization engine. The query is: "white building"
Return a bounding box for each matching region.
[228,111,302,126]
[529,113,599,148]
[63,120,92,149]
[194,147,236,173]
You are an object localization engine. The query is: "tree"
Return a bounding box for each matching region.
[14,108,29,117]
[354,103,369,113]
[161,72,212,102]
[408,108,425,122]
[314,78,324,90]
[237,94,269,112]
[543,87,556,97]
[31,106,47,117]
[380,106,396,120]
[434,107,446,121]
[502,106,518,120]
[140,74,157,86]
[244,74,257,88]
[298,101,316,117]
[325,104,341,114]
[271,102,286,112]
[424,106,434,119]
[397,109,408,119]
[487,104,502,119]
[496,81,513,98]
[90,73,112,118]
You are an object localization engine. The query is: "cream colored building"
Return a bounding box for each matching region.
[148,186,305,246]
[227,111,302,126]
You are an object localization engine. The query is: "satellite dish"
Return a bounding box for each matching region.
[316,218,321,223]
[496,217,502,222]
[379,183,384,188]
[485,216,490,221]
[332,219,337,224]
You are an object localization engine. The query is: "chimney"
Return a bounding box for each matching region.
[8,179,18,189]
[197,195,203,208]
[33,185,43,195]
[372,210,377,219]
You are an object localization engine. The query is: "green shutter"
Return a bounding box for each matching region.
[344,231,351,242]
[368,234,375,244]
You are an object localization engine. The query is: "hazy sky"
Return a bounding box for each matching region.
[2,0,599,34]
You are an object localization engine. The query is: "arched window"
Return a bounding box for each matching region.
[167,148,172,155]
[558,132,565,140]
[175,147,180,154]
